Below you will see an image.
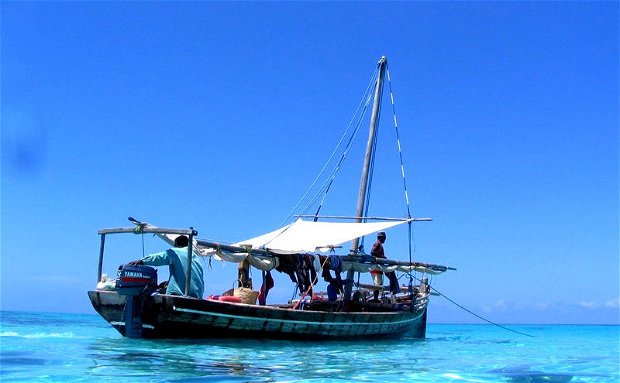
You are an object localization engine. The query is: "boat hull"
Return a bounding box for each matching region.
[88,290,428,339]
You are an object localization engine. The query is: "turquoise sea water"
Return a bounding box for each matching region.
[1,311,618,383]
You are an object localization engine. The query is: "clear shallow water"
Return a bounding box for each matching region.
[1,311,618,382]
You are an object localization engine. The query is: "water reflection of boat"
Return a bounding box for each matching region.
[88,56,455,339]
[87,338,274,379]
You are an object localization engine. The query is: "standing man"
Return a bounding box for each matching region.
[128,235,204,298]
[370,231,400,301]
[370,231,387,301]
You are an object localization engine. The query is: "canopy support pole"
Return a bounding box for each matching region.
[97,234,106,283]
[184,228,195,296]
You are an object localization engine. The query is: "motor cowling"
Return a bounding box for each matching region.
[116,264,158,296]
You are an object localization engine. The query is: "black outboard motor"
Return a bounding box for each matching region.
[116,264,158,338]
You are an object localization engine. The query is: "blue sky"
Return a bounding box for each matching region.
[1,2,618,324]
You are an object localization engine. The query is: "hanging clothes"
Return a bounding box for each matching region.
[301,254,317,296]
[275,254,299,283]
[386,271,400,294]
[296,255,309,293]
[258,271,274,305]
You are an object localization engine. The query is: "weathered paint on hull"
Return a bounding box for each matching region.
[88,290,428,340]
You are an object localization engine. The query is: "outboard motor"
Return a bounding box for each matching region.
[116,264,158,338]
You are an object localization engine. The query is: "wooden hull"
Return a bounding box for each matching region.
[88,290,428,339]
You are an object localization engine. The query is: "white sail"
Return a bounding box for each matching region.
[234,218,408,253]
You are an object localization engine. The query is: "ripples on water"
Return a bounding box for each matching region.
[0,311,618,382]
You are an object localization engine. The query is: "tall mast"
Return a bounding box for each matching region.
[344,56,387,299]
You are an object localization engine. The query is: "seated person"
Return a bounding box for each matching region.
[128,235,204,298]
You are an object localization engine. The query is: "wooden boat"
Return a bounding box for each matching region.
[88,56,454,339]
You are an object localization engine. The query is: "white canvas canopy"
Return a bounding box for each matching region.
[233,218,408,253]
[141,220,448,274]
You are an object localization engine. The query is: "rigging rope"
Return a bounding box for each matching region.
[432,285,535,338]
[280,69,379,226]
[385,64,420,311]
[309,72,377,219]
[386,64,412,220]
[386,71,532,337]
[310,105,367,219]
[386,64,416,296]
[406,272,534,337]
